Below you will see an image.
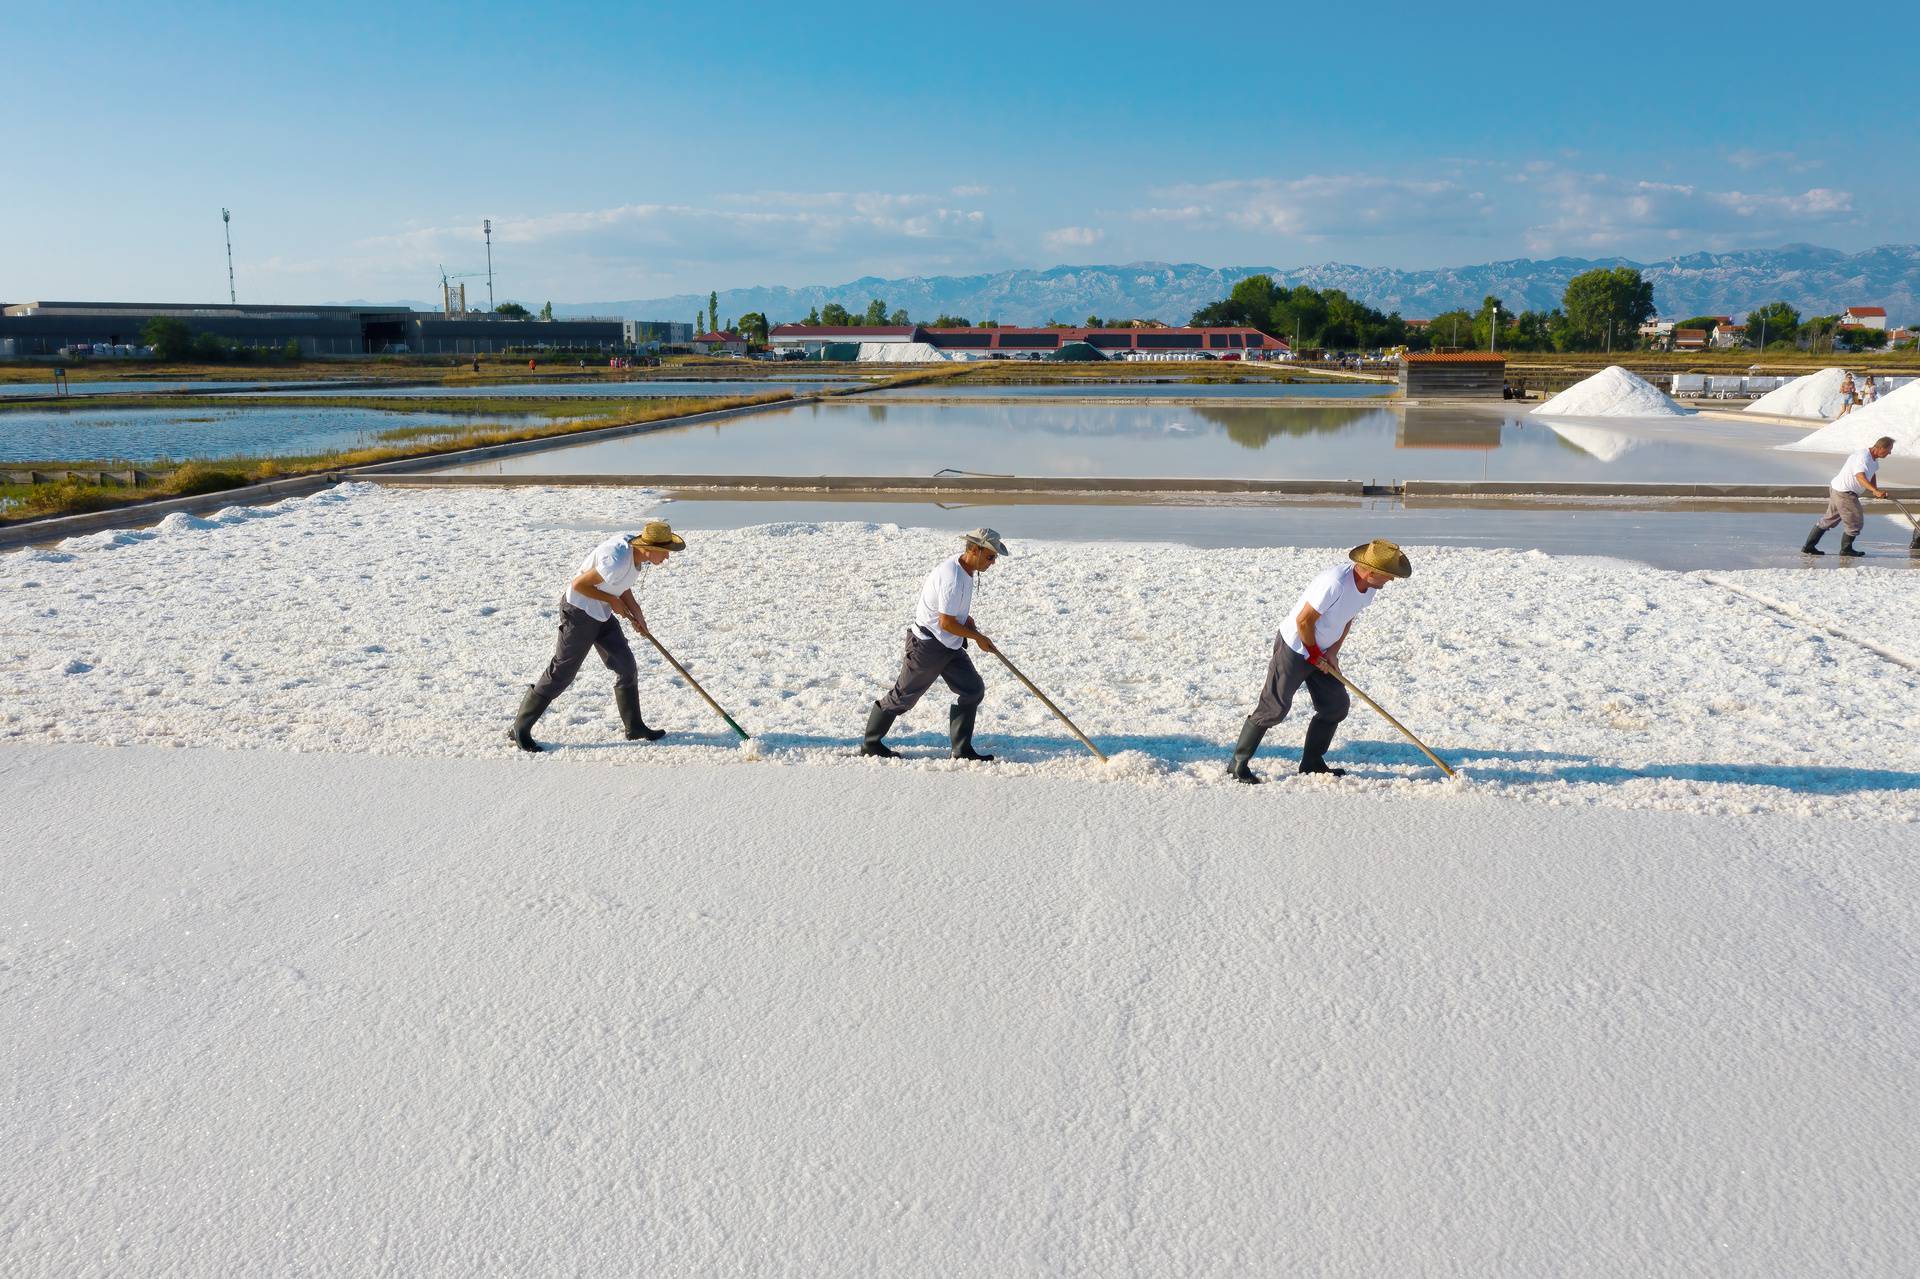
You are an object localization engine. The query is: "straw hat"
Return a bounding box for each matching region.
[963,527,1011,557]
[630,520,686,552]
[1348,538,1411,578]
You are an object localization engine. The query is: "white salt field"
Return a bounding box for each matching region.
[431,398,1920,488]
[0,404,566,463]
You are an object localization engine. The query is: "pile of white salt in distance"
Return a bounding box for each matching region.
[1531,365,1692,418]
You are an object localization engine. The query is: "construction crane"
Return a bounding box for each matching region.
[438,264,487,316]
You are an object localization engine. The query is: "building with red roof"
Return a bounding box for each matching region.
[767,323,1290,361]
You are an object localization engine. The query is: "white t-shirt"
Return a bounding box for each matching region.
[912,555,975,650]
[1831,448,1880,496]
[1280,563,1379,657]
[563,534,641,621]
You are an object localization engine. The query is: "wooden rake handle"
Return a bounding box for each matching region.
[645,632,751,740]
[991,649,1107,762]
[1314,661,1456,778]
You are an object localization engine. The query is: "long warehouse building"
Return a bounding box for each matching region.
[0,301,627,357]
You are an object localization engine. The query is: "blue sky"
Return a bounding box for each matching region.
[6,1,1914,304]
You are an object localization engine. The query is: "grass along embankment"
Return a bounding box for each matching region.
[0,391,791,524]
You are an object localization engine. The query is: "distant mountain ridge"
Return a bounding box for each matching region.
[558,245,1920,328]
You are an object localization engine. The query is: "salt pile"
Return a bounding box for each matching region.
[857,341,951,364]
[1746,368,1852,420]
[1531,365,1692,418]
[1779,378,1920,453]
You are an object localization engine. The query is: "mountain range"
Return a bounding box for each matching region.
[555,245,1920,328]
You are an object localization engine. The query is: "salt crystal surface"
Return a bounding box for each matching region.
[1746,368,1852,421]
[1531,365,1692,418]
[1779,378,1920,454]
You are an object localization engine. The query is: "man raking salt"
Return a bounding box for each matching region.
[511,520,685,752]
[862,528,1007,762]
[1803,436,1896,558]
[1228,539,1410,783]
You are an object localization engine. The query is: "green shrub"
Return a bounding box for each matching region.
[162,463,250,496]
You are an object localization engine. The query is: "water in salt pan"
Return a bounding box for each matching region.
[1531,365,1692,418]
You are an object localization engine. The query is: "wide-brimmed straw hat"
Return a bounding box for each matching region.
[630,520,686,552]
[963,527,1011,557]
[1348,538,1411,578]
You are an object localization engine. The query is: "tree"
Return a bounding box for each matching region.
[933,314,972,328]
[539,301,554,321]
[1799,314,1840,353]
[492,301,530,319]
[1842,325,1889,350]
[888,308,910,326]
[863,298,889,325]
[1426,310,1475,350]
[820,302,855,326]
[804,306,821,325]
[1561,267,1655,350]
[1677,315,1727,335]
[737,312,770,344]
[1469,296,1505,350]
[1744,301,1799,348]
[141,317,193,361]
[707,291,718,335]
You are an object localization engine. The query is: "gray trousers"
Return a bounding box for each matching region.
[877,629,985,715]
[530,604,638,702]
[1249,632,1350,730]
[1816,489,1865,535]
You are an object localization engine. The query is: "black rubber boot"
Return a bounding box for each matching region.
[1839,534,1865,558]
[510,687,551,753]
[950,703,995,762]
[1227,717,1267,784]
[1802,525,1827,555]
[1298,717,1348,777]
[861,702,899,758]
[615,684,666,742]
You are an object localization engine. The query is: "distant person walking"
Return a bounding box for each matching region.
[510,521,687,752]
[1861,374,1879,406]
[1804,438,1896,558]
[1229,540,1411,782]
[1837,373,1858,416]
[862,529,1008,762]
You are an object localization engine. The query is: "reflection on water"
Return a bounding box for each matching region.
[1,405,561,463]
[877,380,1395,400]
[251,379,864,399]
[431,398,1892,486]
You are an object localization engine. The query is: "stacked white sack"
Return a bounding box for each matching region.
[1778,378,1920,453]
[1746,368,1853,420]
[1531,365,1692,418]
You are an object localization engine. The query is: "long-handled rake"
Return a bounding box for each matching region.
[1882,493,1920,556]
[645,632,751,740]
[991,648,1106,762]
[1312,660,1456,778]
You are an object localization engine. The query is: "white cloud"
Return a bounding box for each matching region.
[1044,225,1104,250]
[1133,174,1488,239]
[951,184,990,197]
[335,190,997,294]
[1517,166,1857,254]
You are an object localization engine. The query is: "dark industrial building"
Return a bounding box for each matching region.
[0,301,626,357]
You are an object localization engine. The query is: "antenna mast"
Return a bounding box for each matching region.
[221,208,236,303]
[483,219,494,311]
